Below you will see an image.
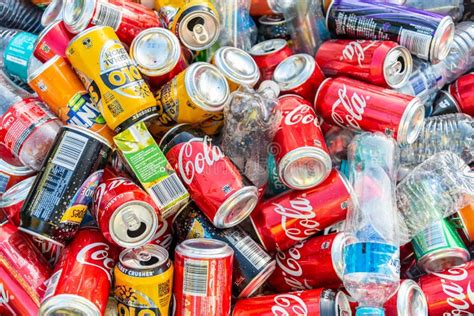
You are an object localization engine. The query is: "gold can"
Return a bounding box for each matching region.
[66,26,157,132]
[155,62,229,125]
[114,245,173,316]
[198,112,224,135]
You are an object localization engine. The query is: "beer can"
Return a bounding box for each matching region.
[0,159,34,195]
[19,125,112,245]
[114,245,173,316]
[66,26,157,132]
[33,20,74,63]
[174,238,233,316]
[412,218,470,273]
[0,176,34,226]
[449,72,474,116]
[3,31,37,82]
[28,55,116,144]
[258,14,290,41]
[249,39,293,82]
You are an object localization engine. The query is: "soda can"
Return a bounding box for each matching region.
[173,238,233,316]
[268,233,348,293]
[249,169,354,253]
[450,204,474,245]
[3,31,37,82]
[449,72,474,117]
[412,219,470,273]
[326,0,455,63]
[273,95,331,190]
[197,112,224,136]
[383,279,428,316]
[130,27,188,89]
[114,245,173,316]
[33,20,74,63]
[315,40,413,89]
[173,202,276,298]
[314,77,425,145]
[19,125,111,245]
[0,159,34,195]
[92,176,160,248]
[148,215,173,251]
[233,288,352,316]
[66,26,157,132]
[212,46,260,91]
[264,153,290,198]
[30,236,64,267]
[249,0,281,16]
[258,14,290,41]
[154,62,229,125]
[62,0,162,45]
[432,90,461,116]
[28,55,116,144]
[419,261,474,315]
[0,97,62,170]
[0,176,34,226]
[273,54,326,102]
[249,39,293,81]
[41,0,64,27]
[160,125,259,228]
[40,228,117,315]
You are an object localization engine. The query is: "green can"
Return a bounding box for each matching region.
[412,218,469,273]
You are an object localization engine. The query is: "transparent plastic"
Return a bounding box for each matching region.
[0,69,30,114]
[0,0,43,34]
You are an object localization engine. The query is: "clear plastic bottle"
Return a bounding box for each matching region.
[0,0,43,34]
[344,133,400,316]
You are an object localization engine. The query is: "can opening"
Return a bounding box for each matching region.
[187,17,209,44]
[121,211,147,238]
[138,252,160,266]
[127,222,147,238]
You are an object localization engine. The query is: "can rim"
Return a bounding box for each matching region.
[397,279,428,316]
[383,45,413,89]
[335,291,352,316]
[331,232,350,280]
[214,186,259,228]
[430,15,455,63]
[39,294,100,316]
[0,159,34,176]
[248,215,271,252]
[418,247,470,274]
[249,39,288,57]
[27,54,62,83]
[18,226,65,246]
[238,259,276,298]
[0,176,35,207]
[66,25,114,54]
[41,0,64,27]
[175,238,234,259]
[63,0,96,34]
[273,54,316,91]
[258,14,286,26]
[119,244,169,270]
[177,5,220,50]
[64,124,112,149]
[397,97,425,145]
[447,84,463,113]
[214,46,260,87]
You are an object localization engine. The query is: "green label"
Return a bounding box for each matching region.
[123,144,169,183]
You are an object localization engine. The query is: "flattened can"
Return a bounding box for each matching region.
[66,26,157,132]
[114,245,173,316]
[19,125,112,245]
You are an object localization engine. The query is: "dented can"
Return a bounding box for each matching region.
[249,39,293,81]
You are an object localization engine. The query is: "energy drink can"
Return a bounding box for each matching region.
[19,125,112,245]
[114,245,173,316]
[66,26,157,132]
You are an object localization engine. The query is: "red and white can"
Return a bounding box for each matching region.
[33,20,75,63]
[232,288,352,316]
[314,77,425,145]
[92,176,160,248]
[0,159,34,195]
[384,279,427,316]
[315,40,413,89]
[273,54,326,102]
[160,125,259,229]
[249,39,293,81]
[30,236,64,268]
[273,95,331,190]
[249,169,354,253]
[148,215,173,251]
[449,73,474,117]
[419,261,474,316]
[40,228,118,315]
[0,176,35,226]
[174,238,234,316]
[268,232,348,293]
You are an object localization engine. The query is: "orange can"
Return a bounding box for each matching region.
[455,203,474,242]
[27,55,116,144]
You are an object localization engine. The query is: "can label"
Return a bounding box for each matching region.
[66,93,106,128]
[265,153,289,198]
[4,32,37,81]
[92,2,123,31]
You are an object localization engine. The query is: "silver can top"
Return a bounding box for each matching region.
[431,16,455,63]
[176,238,234,259]
[215,186,259,228]
[0,176,35,207]
[383,45,413,89]
[62,0,96,34]
[273,54,316,91]
[0,159,34,176]
[213,46,260,87]
[119,244,169,270]
[41,0,64,27]
[331,232,351,281]
[397,98,425,145]
[258,14,286,26]
[249,38,288,56]
[177,5,220,51]
[396,279,428,316]
[39,294,100,316]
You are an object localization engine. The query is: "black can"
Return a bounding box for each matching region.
[258,15,290,41]
[19,125,111,245]
[432,90,461,116]
[173,202,276,298]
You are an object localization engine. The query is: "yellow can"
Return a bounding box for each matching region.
[114,245,173,316]
[66,26,157,132]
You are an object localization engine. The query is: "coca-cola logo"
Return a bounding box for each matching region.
[0,283,11,306]
[331,84,369,130]
[272,196,319,243]
[340,40,378,66]
[76,242,115,282]
[275,242,311,291]
[1,113,15,130]
[93,178,130,212]
[271,293,308,316]
[284,104,320,127]
[178,136,225,185]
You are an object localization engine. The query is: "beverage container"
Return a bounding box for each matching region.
[0,176,34,226]
[0,159,34,195]
[264,153,290,198]
[273,94,332,190]
[314,77,425,145]
[449,73,474,116]
[160,125,259,228]
[249,39,293,81]
[114,245,173,316]
[30,236,63,267]
[257,14,290,41]
[33,20,74,63]
[431,90,461,116]
[20,125,111,245]
[381,0,464,21]
[148,216,173,251]
[0,0,43,34]
[383,279,428,316]
[173,238,233,316]
[315,40,412,89]
[40,228,117,315]
[66,26,156,132]
[326,0,455,63]
[450,203,474,245]
[2,31,38,83]
[41,0,64,27]
[249,0,283,16]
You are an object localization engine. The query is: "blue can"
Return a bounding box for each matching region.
[3,31,37,82]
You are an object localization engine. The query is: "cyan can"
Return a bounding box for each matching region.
[3,31,37,82]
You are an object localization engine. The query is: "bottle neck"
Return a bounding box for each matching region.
[356,306,385,316]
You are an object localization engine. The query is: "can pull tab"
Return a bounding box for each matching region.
[187,17,209,45]
[386,60,403,76]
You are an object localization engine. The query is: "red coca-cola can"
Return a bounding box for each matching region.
[148,215,173,251]
[0,145,23,167]
[40,228,117,315]
[315,40,413,89]
[0,176,34,226]
[232,288,352,316]
[92,176,160,248]
[273,94,332,190]
[30,236,64,268]
[62,0,162,45]
[314,77,425,145]
[268,232,348,293]
[249,169,354,253]
[33,20,75,63]
[449,73,474,117]
[383,279,427,316]
[160,125,259,229]
[273,54,326,102]
[174,238,233,316]
[249,39,293,81]
[0,159,34,195]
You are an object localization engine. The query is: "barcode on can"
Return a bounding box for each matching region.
[421,222,447,251]
[234,236,270,270]
[0,173,10,194]
[400,29,432,60]
[52,131,88,171]
[183,259,209,296]
[43,269,62,300]
[92,2,122,31]
[149,173,188,210]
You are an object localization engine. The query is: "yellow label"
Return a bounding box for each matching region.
[60,205,87,224]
